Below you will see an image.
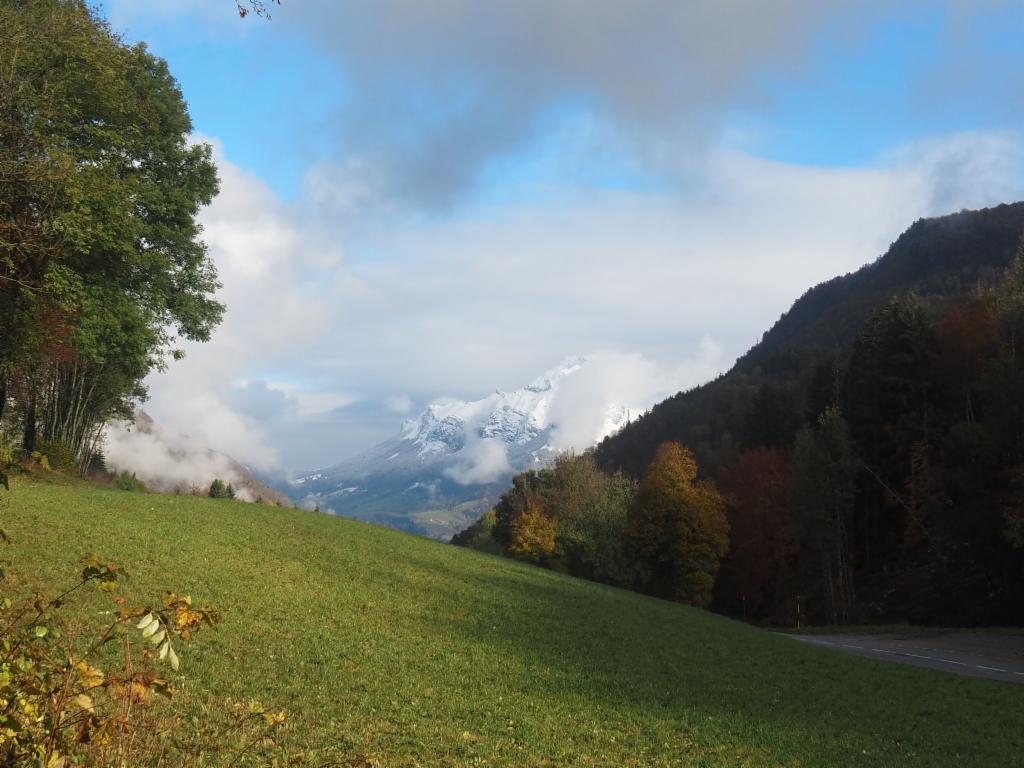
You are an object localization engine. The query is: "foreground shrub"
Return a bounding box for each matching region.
[36,439,78,475]
[450,509,503,555]
[0,549,287,766]
[112,470,148,493]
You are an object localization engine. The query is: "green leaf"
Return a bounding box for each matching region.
[34,625,47,638]
[136,613,154,630]
[168,645,179,671]
[149,628,166,646]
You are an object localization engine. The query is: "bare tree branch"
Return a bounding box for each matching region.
[236,0,280,19]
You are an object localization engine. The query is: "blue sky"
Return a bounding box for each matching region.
[116,2,1024,199]
[98,1,1024,473]
[114,20,341,199]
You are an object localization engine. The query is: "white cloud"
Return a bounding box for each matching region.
[880,131,1024,213]
[282,0,890,210]
[300,132,1024,398]
[386,395,414,415]
[105,0,1024,220]
[443,436,512,486]
[141,140,338,470]
[104,420,253,500]
[136,130,1024,472]
[260,383,355,418]
[547,345,725,452]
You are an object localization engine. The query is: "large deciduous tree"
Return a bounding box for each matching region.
[0,0,222,466]
[492,470,554,548]
[507,501,557,564]
[545,452,636,587]
[716,448,798,621]
[625,442,729,606]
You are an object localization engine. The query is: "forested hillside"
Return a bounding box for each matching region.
[597,202,1024,625]
[746,203,1024,366]
[464,203,1024,628]
[598,202,1024,478]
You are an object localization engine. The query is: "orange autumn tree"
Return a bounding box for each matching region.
[508,500,557,563]
[625,442,729,606]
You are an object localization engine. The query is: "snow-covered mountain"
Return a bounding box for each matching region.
[283,357,630,539]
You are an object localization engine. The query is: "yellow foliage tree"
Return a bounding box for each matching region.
[625,442,729,606]
[508,501,557,563]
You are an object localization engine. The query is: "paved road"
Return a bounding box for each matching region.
[787,631,1024,684]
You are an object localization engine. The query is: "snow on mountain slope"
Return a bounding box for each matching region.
[284,356,631,539]
[400,356,588,454]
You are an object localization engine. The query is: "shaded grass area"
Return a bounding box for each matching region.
[6,478,1024,766]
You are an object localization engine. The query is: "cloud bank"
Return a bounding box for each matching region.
[443,436,513,486]
[104,420,255,501]
[546,346,725,453]
[284,0,884,210]
[140,140,343,470]
[306,133,1024,399]
[138,131,1024,472]
[101,2,1024,475]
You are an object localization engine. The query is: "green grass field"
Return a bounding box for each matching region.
[5,478,1023,767]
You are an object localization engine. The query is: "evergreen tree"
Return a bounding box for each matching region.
[208,479,227,499]
[792,407,856,624]
[742,384,800,450]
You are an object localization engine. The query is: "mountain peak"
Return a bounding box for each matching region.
[290,355,633,538]
[524,355,587,393]
[400,355,609,457]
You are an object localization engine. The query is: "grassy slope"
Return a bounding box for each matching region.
[6,479,1023,767]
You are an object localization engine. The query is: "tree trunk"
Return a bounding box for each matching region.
[22,391,36,453]
[823,549,838,625]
